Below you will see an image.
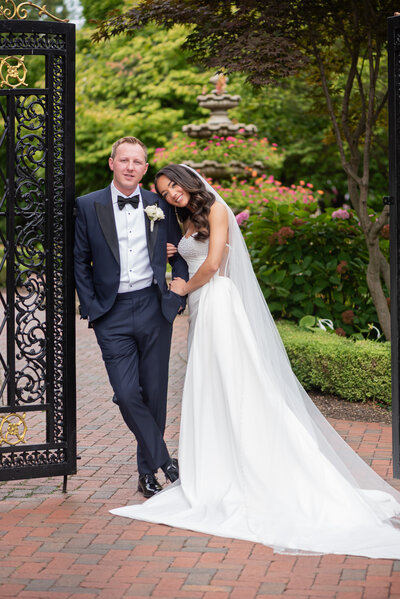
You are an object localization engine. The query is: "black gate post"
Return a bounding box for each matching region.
[388,15,400,478]
[0,6,76,483]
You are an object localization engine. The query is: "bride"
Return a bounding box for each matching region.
[111,164,400,558]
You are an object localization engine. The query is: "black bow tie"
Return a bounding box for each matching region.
[117,195,140,210]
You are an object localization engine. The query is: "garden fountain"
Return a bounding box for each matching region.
[182,74,263,179]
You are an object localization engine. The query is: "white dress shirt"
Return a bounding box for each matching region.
[111,182,154,293]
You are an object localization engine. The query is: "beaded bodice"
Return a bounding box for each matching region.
[177,234,209,278]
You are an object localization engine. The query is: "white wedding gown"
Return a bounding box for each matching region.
[111,234,400,558]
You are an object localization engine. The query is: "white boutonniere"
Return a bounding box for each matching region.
[144,204,165,232]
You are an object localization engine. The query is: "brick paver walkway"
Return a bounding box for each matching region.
[1,315,400,599]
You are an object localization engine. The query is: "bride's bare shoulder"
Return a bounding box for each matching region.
[210,201,228,221]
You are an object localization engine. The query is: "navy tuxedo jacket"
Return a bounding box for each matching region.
[74,185,188,324]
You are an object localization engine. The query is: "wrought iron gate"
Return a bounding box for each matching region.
[0,6,76,482]
[388,15,400,478]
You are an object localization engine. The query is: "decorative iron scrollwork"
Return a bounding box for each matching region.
[0,55,27,89]
[0,447,66,468]
[0,0,68,22]
[13,93,47,405]
[0,413,27,445]
[52,54,66,440]
[0,17,76,482]
[0,32,66,51]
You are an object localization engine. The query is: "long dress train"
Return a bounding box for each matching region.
[111,232,400,559]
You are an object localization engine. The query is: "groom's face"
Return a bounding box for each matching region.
[109,142,148,196]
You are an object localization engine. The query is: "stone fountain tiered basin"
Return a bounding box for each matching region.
[182,92,257,138]
[182,85,262,177]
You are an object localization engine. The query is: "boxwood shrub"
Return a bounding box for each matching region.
[276,320,391,405]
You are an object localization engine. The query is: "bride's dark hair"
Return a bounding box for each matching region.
[155,164,215,241]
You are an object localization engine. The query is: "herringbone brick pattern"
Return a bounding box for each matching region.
[1,315,400,598]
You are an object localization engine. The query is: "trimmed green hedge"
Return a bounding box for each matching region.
[276,320,391,405]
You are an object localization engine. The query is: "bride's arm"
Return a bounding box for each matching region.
[170,202,228,296]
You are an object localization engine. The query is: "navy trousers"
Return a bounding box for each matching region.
[93,285,173,475]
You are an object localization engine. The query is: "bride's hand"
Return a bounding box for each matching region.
[169,277,188,296]
[166,243,177,259]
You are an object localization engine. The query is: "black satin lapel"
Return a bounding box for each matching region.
[95,200,120,265]
[142,195,159,262]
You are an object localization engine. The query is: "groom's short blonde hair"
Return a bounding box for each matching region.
[111,137,148,162]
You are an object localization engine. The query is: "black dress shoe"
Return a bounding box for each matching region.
[164,458,179,483]
[137,473,162,498]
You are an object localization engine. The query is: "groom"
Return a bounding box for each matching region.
[74,136,188,497]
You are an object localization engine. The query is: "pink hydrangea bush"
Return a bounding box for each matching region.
[211,172,324,213]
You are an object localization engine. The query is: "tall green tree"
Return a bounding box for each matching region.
[95,0,396,339]
[75,24,212,194]
[80,0,121,24]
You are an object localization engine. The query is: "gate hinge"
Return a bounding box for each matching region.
[383,196,395,205]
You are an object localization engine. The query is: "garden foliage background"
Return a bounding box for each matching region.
[69,3,391,343]
[32,3,388,332]
[3,0,392,401]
